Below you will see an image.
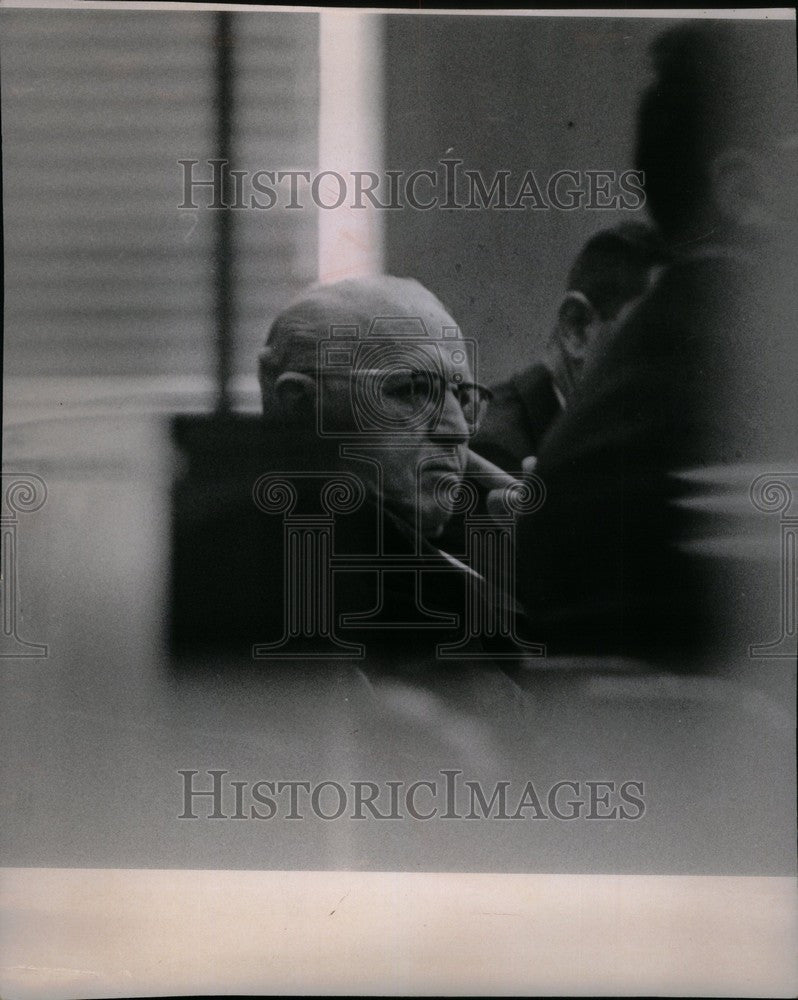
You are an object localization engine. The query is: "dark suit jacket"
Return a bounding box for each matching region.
[514,241,797,660]
[169,415,528,672]
[471,362,562,472]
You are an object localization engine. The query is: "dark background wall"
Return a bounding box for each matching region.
[383,14,668,385]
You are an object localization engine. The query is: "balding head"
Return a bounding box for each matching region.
[259,276,461,408]
[257,275,486,538]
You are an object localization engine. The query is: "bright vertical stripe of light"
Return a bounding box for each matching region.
[318,11,385,283]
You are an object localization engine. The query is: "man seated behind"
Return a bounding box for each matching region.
[514,21,797,662]
[472,222,667,471]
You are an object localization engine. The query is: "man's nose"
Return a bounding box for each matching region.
[431,387,470,441]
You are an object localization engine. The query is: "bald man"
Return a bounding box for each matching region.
[257,275,493,543]
[174,275,530,673]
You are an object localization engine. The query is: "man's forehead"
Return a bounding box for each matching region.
[265,276,465,372]
[349,331,469,372]
[328,313,461,339]
[278,277,458,336]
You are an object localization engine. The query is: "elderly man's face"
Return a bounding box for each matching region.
[320,335,477,539]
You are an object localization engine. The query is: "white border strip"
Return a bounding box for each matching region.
[1,869,796,998]
[0,3,793,18]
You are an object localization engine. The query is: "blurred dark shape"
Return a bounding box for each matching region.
[168,413,526,673]
[470,362,561,473]
[635,20,797,247]
[472,222,668,471]
[169,414,265,660]
[515,20,798,664]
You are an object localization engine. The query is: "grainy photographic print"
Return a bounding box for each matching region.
[1,2,797,996]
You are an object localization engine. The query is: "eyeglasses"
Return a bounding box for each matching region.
[291,367,493,430]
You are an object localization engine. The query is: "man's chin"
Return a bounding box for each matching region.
[418,500,455,541]
[381,495,451,542]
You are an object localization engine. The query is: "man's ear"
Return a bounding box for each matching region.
[556,290,597,363]
[709,148,769,228]
[272,371,316,418]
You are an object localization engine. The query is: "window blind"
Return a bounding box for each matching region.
[1,9,319,381]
